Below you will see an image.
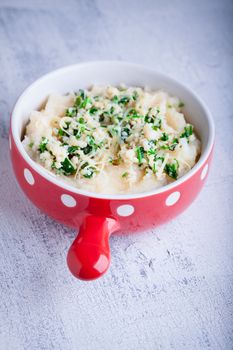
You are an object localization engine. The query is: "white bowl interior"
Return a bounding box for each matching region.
[11,61,214,199]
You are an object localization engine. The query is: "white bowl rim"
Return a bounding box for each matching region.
[11,60,215,200]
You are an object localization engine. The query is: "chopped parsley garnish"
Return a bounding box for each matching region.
[148,139,157,147]
[29,142,34,148]
[78,117,85,124]
[164,160,179,179]
[145,114,154,123]
[160,144,169,150]
[108,125,121,138]
[180,125,193,138]
[132,91,138,101]
[58,128,65,137]
[147,148,156,156]
[75,96,82,108]
[178,102,185,108]
[155,156,165,163]
[61,157,76,175]
[80,97,91,109]
[81,162,89,169]
[66,107,77,117]
[118,96,130,105]
[110,106,115,114]
[89,106,99,115]
[127,109,143,119]
[82,144,93,155]
[136,146,144,165]
[160,133,169,141]
[122,172,129,178]
[38,137,48,153]
[111,95,118,103]
[82,135,100,154]
[121,127,130,141]
[79,89,85,99]
[68,146,79,154]
[83,168,95,178]
[169,138,179,151]
[81,165,96,178]
[152,118,162,130]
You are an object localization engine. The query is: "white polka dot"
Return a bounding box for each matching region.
[201,164,208,180]
[166,191,180,206]
[24,168,35,185]
[61,194,77,208]
[9,136,11,150]
[117,204,134,217]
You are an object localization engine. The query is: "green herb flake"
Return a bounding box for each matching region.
[29,142,34,149]
[148,139,157,147]
[89,106,99,115]
[121,127,130,141]
[144,115,154,123]
[118,96,130,105]
[81,97,91,109]
[160,132,169,141]
[80,162,89,170]
[79,89,85,99]
[83,166,96,179]
[66,107,77,117]
[132,91,138,101]
[38,137,48,153]
[155,156,165,163]
[82,135,99,154]
[58,128,64,137]
[164,159,179,179]
[136,146,144,165]
[180,124,193,138]
[147,148,156,156]
[160,145,169,150]
[152,118,162,130]
[74,96,82,108]
[111,95,118,103]
[110,106,115,114]
[61,157,76,175]
[178,102,185,108]
[169,138,179,151]
[78,117,85,124]
[127,109,143,119]
[152,163,157,173]
[122,172,129,178]
[68,146,79,154]
[82,144,92,155]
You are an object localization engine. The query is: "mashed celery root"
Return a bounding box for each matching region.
[22,85,201,194]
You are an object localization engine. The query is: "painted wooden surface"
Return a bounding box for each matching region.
[0,0,233,349]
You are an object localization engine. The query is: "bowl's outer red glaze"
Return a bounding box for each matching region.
[10,131,213,280]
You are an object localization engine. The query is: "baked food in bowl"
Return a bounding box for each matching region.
[10,61,215,280]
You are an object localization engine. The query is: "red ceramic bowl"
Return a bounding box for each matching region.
[10,61,215,280]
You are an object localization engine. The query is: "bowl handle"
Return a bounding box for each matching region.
[67,215,120,280]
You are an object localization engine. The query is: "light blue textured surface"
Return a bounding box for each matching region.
[0,1,233,349]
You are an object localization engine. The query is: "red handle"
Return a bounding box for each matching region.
[67,215,120,280]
